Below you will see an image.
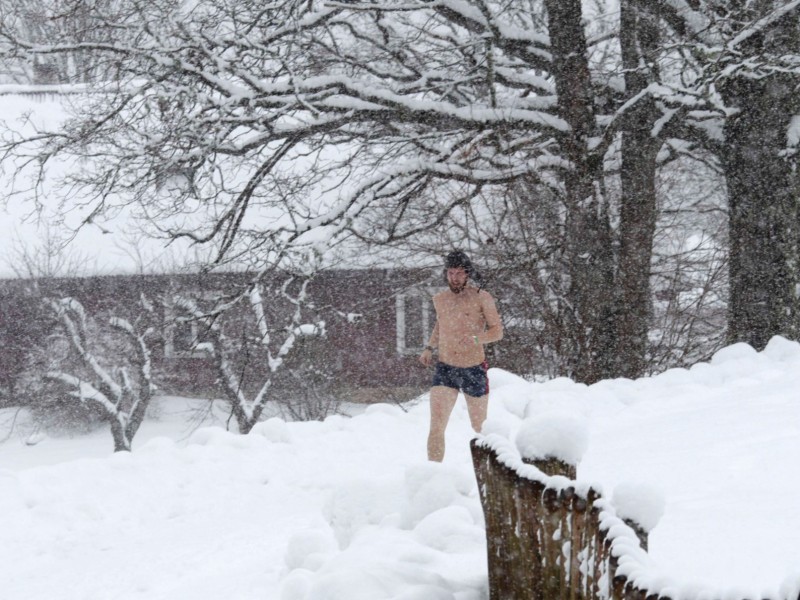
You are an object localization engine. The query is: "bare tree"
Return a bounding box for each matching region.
[5,225,93,279]
[45,295,156,451]
[175,275,329,432]
[648,157,729,370]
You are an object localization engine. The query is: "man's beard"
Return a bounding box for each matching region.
[448,281,467,294]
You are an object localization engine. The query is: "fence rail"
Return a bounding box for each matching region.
[471,435,800,600]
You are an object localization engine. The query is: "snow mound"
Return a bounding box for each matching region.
[285,461,486,600]
[284,528,338,571]
[323,479,405,548]
[515,413,589,465]
[486,368,528,389]
[711,342,758,364]
[252,417,293,443]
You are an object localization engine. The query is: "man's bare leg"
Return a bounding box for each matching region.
[428,385,459,462]
[465,394,488,434]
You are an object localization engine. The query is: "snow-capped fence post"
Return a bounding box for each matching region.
[472,444,540,600]
[611,483,665,553]
[624,519,648,552]
[540,486,564,598]
[585,491,606,599]
[528,455,576,479]
[514,414,589,478]
[518,474,546,598]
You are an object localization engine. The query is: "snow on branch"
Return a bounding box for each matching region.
[49,298,123,402]
[727,1,800,51]
[0,0,652,270]
[262,278,319,372]
[44,372,118,417]
[249,285,270,346]
[108,316,134,335]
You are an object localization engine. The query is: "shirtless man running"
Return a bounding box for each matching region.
[419,250,503,462]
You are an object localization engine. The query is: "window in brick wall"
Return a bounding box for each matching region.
[395,288,439,355]
[163,300,214,359]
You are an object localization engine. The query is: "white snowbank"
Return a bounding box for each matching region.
[2,338,800,599]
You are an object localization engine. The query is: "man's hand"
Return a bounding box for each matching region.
[419,347,434,367]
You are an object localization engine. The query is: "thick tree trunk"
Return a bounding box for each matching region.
[722,75,799,349]
[616,0,661,378]
[544,0,617,384]
[717,7,800,349]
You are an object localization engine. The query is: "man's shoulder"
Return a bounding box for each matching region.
[432,290,449,302]
[475,288,499,311]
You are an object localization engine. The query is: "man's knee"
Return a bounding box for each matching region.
[465,395,488,424]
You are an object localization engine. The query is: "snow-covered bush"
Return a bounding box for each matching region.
[26,385,108,436]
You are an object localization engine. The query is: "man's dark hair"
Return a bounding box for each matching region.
[444,250,473,276]
[444,250,486,290]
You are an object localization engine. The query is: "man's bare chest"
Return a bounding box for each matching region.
[436,295,484,326]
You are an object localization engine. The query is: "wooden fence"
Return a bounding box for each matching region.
[470,436,655,600]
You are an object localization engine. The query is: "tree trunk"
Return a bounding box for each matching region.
[544,0,617,384]
[125,392,150,447]
[110,420,131,452]
[616,0,661,378]
[722,74,799,349]
[716,6,800,349]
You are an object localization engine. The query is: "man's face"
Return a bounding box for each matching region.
[447,267,468,293]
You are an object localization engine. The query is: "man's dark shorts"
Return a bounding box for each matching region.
[432,361,489,397]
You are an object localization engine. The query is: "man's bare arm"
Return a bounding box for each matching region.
[476,292,503,345]
[419,320,439,366]
[427,320,439,349]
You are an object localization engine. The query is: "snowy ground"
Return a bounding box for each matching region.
[3,338,800,599]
